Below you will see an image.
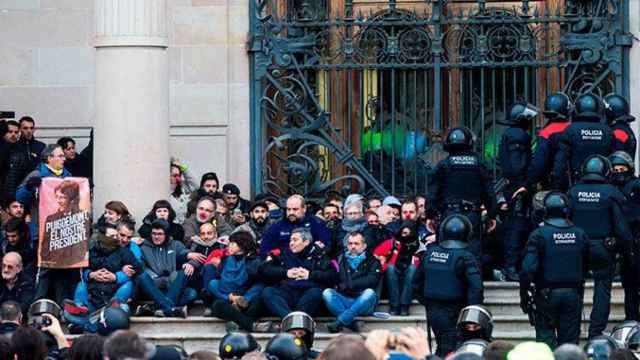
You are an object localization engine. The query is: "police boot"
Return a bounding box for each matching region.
[400,306,410,316]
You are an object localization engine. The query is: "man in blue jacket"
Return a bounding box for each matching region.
[260,195,331,256]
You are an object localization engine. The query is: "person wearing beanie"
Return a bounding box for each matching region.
[222,183,251,216]
[186,172,221,218]
[134,219,204,317]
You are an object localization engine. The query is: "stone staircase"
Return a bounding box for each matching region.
[129,282,626,353]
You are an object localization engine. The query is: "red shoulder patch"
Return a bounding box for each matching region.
[539,122,570,139]
[614,129,630,143]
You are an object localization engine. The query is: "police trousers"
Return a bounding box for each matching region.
[534,288,583,349]
[588,239,616,338]
[620,252,640,321]
[503,191,531,271]
[425,299,464,357]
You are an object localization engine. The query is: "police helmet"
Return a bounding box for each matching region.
[94,307,130,336]
[604,93,635,124]
[574,93,604,121]
[627,327,640,351]
[219,332,260,359]
[281,312,316,349]
[504,102,539,126]
[444,127,475,153]
[611,321,640,348]
[264,333,308,360]
[456,339,489,357]
[457,305,494,341]
[581,155,612,182]
[542,191,571,227]
[584,335,619,360]
[439,214,473,244]
[544,92,573,120]
[610,151,634,172]
[28,299,62,329]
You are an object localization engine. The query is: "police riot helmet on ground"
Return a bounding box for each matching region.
[457,305,494,341]
[281,311,316,349]
[444,127,475,153]
[542,191,571,227]
[264,333,308,360]
[584,335,619,360]
[581,155,612,182]
[627,327,640,352]
[219,332,260,359]
[574,93,605,121]
[505,102,540,126]
[611,321,640,349]
[544,92,573,121]
[604,94,635,124]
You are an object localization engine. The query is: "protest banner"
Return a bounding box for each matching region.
[38,177,91,268]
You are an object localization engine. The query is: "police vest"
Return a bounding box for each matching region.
[440,153,485,205]
[569,183,617,239]
[499,127,531,181]
[423,246,466,301]
[537,225,585,288]
[567,122,613,171]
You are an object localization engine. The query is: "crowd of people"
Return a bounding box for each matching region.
[0,90,639,359]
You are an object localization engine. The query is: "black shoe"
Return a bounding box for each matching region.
[134,304,154,316]
[346,320,363,333]
[326,320,343,333]
[390,307,401,316]
[400,306,410,316]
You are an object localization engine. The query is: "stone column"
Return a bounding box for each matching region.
[629,0,640,168]
[93,0,169,224]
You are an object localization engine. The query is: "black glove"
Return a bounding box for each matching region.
[26,176,42,190]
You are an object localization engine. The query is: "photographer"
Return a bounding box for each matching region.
[11,314,70,360]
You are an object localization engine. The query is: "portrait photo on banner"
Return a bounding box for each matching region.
[38,177,91,269]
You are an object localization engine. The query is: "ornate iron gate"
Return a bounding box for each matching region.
[249,0,631,198]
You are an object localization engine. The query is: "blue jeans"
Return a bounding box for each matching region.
[385,264,417,308]
[322,288,378,325]
[135,271,197,313]
[74,281,134,308]
[207,279,264,303]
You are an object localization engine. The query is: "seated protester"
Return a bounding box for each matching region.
[323,231,381,333]
[135,219,201,318]
[0,252,34,315]
[222,183,251,225]
[188,222,226,295]
[0,300,22,338]
[93,201,133,235]
[64,223,142,317]
[138,200,185,243]
[260,195,332,256]
[183,197,234,245]
[1,194,25,223]
[255,193,284,222]
[259,228,336,319]
[168,159,197,224]
[322,202,343,255]
[186,172,221,218]
[233,201,272,244]
[1,219,35,280]
[208,231,274,332]
[332,201,368,256]
[385,221,421,316]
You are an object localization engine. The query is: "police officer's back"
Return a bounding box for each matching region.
[605,94,637,160]
[414,214,483,357]
[553,94,614,189]
[520,191,589,348]
[568,155,632,337]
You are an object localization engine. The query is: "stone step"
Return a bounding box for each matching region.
[481,282,623,300]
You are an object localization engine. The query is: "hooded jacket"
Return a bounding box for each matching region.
[140,237,190,288]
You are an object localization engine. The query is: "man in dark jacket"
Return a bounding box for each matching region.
[1,120,30,198]
[260,228,336,319]
[56,137,92,181]
[17,117,45,173]
[186,172,221,218]
[323,231,381,333]
[0,252,34,315]
[261,195,332,256]
[135,219,204,317]
[233,201,273,244]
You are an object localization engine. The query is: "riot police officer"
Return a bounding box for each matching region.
[219,332,260,359]
[264,333,308,360]
[413,214,483,357]
[281,312,319,359]
[498,102,537,281]
[426,127,497,269]
[523,92,573,191]
[568,154,632,337]
[553,93,614,189]
[604,94,637,159]
[519,191,589,348]
[457,305,493,343]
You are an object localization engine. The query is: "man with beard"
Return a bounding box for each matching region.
[233,201,272,244]
[186,172,221,218]
[17,117,45,173]
[0,252,34,315]
[1,120,30,198]
[222,183,251,218]
[260,195,331,256]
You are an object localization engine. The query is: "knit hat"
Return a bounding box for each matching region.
[200,172,219,187]
[223,183,241,195]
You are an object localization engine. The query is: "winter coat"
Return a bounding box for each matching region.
[139,238,190,289]
[335,253,381,298]
[259,244,337,289]
[260,214,332,256]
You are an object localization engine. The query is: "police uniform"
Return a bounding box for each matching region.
[520,192,589,348]
[413,214,483,357]
[427,127,497,268]
[553,94,614,189]
[604,94,637,160]
[567,155,633,337]
[498,103,536,279]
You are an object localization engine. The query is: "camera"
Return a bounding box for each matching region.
[28,299,61,330]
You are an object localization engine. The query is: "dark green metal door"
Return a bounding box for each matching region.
[249,0,631,198]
